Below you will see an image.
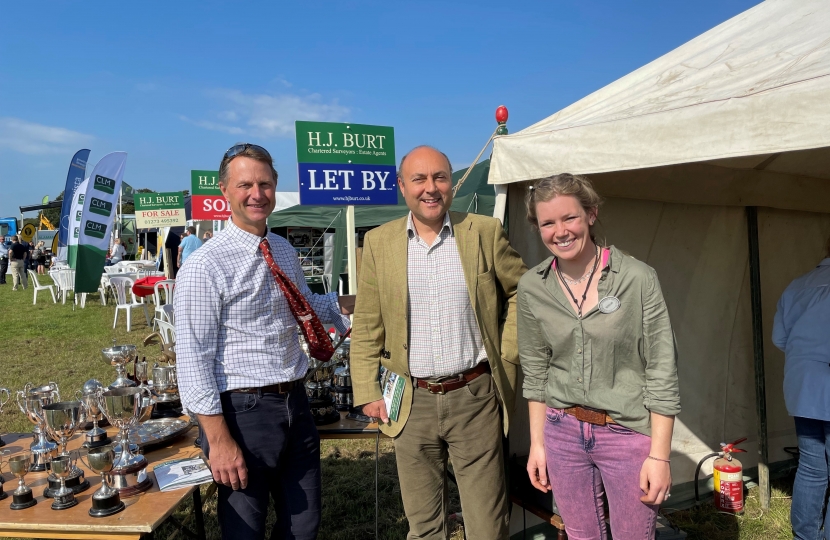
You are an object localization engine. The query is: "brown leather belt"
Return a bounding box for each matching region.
[563,406,615,426]
[229,379,302,395]
[414,362,490,394]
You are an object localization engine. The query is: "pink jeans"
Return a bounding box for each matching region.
[544,407,658,540]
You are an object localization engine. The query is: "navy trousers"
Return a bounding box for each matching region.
[203,386,321,540]
[792,416,830,540]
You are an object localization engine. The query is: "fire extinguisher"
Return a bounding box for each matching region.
[694,437,747,514]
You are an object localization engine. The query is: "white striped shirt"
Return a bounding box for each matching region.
[174,219,349,415]
[407,212,486,378]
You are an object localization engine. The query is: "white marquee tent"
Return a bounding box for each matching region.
[490,0,830,513]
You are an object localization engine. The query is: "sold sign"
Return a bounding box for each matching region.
[191,170,231,220]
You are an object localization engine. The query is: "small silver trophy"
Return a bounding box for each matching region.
[76,380,110,448]
[8,453,37,509]
[49,453,79,510]
[81,445,126,517]
[42,401,91,498]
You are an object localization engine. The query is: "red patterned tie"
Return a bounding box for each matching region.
[259,237,335,362]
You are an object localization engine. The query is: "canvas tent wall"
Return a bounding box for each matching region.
[489,0,830,498]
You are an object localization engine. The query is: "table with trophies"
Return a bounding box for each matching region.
[0,343,206,540]
[0,331,385,539]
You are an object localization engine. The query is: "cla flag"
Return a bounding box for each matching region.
[74,152,127,293]
[57,149,91,261]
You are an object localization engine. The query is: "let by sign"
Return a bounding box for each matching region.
[296,121,397,205]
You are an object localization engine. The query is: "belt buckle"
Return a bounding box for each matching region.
[429,382,446,395]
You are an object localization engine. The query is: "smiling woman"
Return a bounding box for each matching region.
[519,173,680,540]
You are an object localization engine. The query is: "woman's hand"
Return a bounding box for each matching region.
[526,443,550,493]
[639,458,671,505]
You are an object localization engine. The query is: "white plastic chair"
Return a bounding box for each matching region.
[157,319,176,345]
[28,270,56,305]
[56,269,76,304]
[152,280,176,329]
[109,276,151,332]
[159,304,175,325]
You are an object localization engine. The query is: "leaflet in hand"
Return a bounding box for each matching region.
[154,457,213,492]
[379,366,405,422]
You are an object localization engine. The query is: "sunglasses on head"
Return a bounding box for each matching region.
[223,143,271,161]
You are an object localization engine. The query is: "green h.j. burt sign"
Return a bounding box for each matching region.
[191,170,221,196]
[295,121,395,166]
[135,192,184,210]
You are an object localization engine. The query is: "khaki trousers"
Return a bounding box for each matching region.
[394,371,509,540]
[10,260,26,289]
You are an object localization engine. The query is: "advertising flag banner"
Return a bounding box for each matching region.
[135,192,186,228]
[57,149,91,260]
[191,170,230,220]
[67,178,89,268]
[75,152,127,292]
[295,121,397,205]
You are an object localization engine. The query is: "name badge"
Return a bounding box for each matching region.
[598,296,621,314]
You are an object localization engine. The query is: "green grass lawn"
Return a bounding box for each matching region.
[0,274,795,539]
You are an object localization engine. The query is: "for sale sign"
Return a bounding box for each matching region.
[191,170,231,220]
[134,191,187,229]
[296,121,397,206]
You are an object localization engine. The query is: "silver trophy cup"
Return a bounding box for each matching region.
[15,382,60,471]
[97,387,153,497]
[76,379,110,447]
[81,445,125,517]
[102,345,138,389]
[42,401,90,498]
[50,453,79,510]
[8,453,37,509]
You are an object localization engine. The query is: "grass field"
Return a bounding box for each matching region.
[0,274,795,539]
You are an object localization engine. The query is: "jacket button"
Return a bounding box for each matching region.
[403,344,408,350]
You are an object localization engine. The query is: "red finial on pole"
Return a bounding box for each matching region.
[495,105,508,123]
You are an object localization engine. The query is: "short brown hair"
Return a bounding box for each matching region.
[218,144,278,186]
[525,173,603,231]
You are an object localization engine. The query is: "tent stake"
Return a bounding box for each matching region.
[746,206,770,511]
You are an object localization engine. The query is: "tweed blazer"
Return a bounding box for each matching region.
[351,211,527,437]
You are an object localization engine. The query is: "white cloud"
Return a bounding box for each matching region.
[182,89,350,138]
[0,117,94,155]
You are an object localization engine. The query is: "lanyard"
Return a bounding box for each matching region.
[555,246,600,318]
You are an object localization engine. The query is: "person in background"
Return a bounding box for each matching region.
[202,230,213,242]
[9,235,28,290]
[33,240,47,275]
[772,235,830,540]
[178,226,202,267]
[110,238,127,265]
[519,174,679,540]
[0,235,9,285]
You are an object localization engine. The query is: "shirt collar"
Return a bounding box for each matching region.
[818,257,830,267]
[406,212,453,239]
[224,218,269,255]
[539,245,621,277]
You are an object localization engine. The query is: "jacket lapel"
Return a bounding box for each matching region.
[387,217,410,320]
[451,212,479,305]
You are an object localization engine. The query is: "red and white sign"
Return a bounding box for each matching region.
[192,195,231,220]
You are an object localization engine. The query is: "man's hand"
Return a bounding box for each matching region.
[362,399,389,423]
[639,457,672,505]
[526,443,550,493]
[198,414,248,490]
[338,295,356,315]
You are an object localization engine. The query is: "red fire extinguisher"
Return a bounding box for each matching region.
[694,437,747,514]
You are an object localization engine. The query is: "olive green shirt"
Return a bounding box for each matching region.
[517,246,680,436]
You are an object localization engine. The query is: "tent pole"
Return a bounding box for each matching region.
[746,206,770,511]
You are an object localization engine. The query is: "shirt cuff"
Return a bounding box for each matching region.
[181,387,222,416]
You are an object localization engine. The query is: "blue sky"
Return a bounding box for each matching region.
[0,0,760,218]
